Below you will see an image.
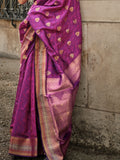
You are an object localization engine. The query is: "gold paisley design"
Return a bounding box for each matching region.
[56,15,60,19]
[59,50,63,55]
[54,56,59,61]
[70,53,74,58]
[65,5,69,10]
[46,22,51,26]
[45,11,49,16]
[54,1,58,5]
[67,40,71,46]
[47,33,51,38]
[47,71,51,76]
[35,7,40,11]
[66,29,70,33]
[69,7,74,12]
[23,55,27,60]
[57,37,62,42]
[36,29,41,34]
[57,26,62,31]
[73,19,77,24]
[75,31,80,37]
[35,17,40,22]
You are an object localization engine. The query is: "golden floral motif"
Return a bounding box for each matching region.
[47,71,51,76]
[54,56,59,61]
[56,15,60,19]
[35,7,40,11]
[22,55,27,60]
[70,53,74,58]
[57,37,62,42]
[46,22,51,26]
[36,29,41,34]
[24,28,27,32]
[73,19,77,24]
[35,17,40,22]
[59,50,63,55]
[69,7,74,12]
[66,28,70,33]
[45,11,49,16]
[57,26,62,31]
[75,31,80,37]
[65,5,69,10]
[54,1,58,5]
[47,33,51,38]
[67,40,71,46]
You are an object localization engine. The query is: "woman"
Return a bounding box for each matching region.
[8,0,82,159]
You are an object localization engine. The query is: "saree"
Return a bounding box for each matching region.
[8,0,82,159]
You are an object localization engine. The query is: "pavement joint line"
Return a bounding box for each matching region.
[75,105,120,115]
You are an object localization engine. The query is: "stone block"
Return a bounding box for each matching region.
[0,20,21,57]
[87,23,120,113]
[80,1,120,22]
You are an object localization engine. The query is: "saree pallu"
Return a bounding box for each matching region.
[8,0,82,159]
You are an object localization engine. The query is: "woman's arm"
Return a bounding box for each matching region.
[18,0,28,5]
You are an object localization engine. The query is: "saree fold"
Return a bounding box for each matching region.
[8,0,82,159]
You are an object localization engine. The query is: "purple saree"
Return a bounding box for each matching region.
[8,0,82,159]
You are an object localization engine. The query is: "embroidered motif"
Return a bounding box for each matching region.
[35,17,40,22]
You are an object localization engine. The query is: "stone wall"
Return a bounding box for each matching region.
[72,0,120,153]
[0,0,120,153]
[0,20,21,58]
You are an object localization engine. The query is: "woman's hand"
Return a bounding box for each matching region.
[18,0,28,5]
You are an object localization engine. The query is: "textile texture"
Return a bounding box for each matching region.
[8,0,82,160]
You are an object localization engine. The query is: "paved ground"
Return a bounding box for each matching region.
[0,57,120,160]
